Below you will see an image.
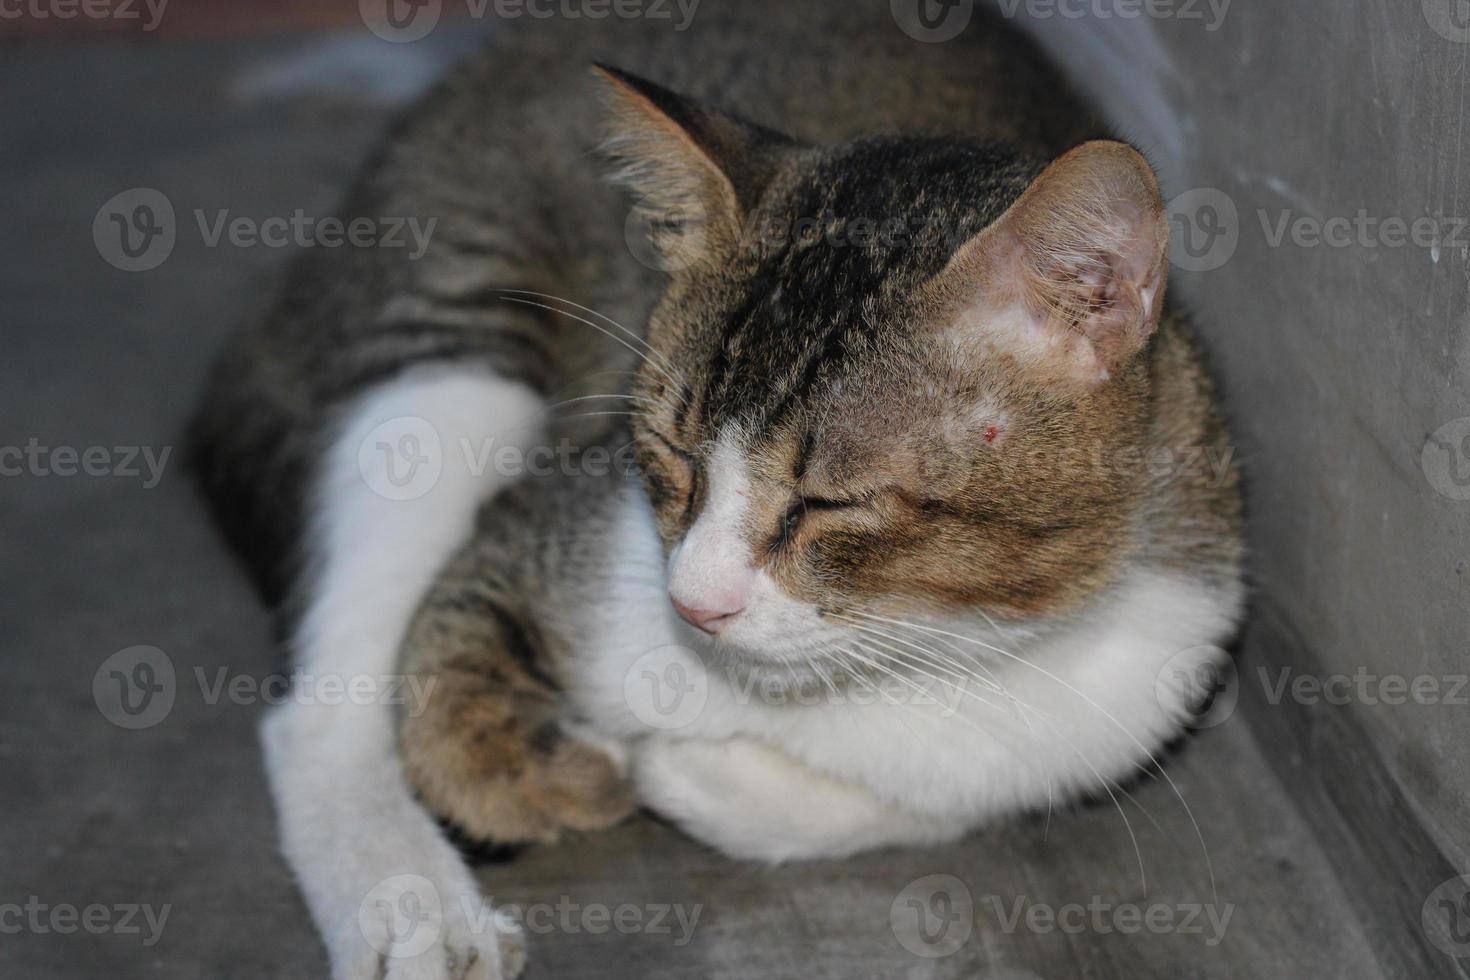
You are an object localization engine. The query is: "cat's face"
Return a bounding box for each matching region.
[602,67,1169,664]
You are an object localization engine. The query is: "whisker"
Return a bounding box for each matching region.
[847,608,1214,903]
[531,393,669,425]
[845,632,1149,888]
[495,288,679,378]
[841,626,1010,711]
[500,296,685,394]
[834,617,1013,705]
[837,642,953,747]
[553,410,650,421]
[810,653,845,699]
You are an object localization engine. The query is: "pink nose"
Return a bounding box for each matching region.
[671,596,745,634]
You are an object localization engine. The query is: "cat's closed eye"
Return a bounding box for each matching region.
[776,493,875,549]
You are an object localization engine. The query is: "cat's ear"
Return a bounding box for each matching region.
[929,141,1170,388]
[593,63,793,269]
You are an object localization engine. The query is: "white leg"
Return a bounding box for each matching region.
[262,368,543,980]
[633,736,964,864]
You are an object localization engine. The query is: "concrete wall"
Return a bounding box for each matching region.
[1006,0,1470,969]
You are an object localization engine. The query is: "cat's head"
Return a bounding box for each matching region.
[598,66,1170,665]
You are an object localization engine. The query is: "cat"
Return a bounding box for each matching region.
[188,3,1243,978]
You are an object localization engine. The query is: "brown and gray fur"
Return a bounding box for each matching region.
[190,0,1240,848]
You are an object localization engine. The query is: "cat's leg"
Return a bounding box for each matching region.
[632,736,966,863]
[398,540,636,845]
[260,368,541,980]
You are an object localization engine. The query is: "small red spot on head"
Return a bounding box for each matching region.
[982,425,1002,445]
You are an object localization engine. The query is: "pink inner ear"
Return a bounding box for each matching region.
[1006,144,1169,380]
[925,142,1168,389]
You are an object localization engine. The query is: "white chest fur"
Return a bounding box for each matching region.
[568,485,1242,836]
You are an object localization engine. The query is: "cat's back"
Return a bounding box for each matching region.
[362,0,1098,332]
[265,1,1099,362]
[433,0,1093,150]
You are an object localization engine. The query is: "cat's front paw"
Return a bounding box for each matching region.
[348,872,526,980]
[632,738,729,841]
[632,737,818,863]
[634,737,961,863]
[401,674,637,847]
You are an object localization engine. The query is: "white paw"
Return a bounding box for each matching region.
[632,738,727,833]
[632,737,809,863]
[633,737,962,863]
[341,872,526,980]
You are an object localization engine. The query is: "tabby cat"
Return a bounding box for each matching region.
[189,3,1243,977]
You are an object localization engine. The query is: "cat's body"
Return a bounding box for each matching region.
[189,4,1243,978]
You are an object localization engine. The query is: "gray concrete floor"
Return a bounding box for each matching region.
[0,32,1391,980]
